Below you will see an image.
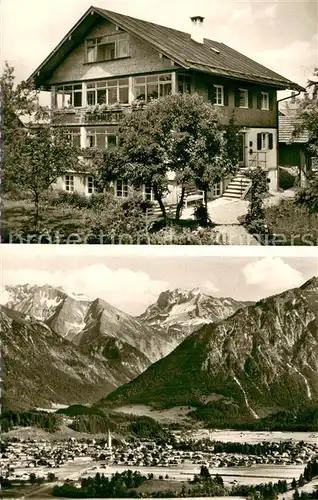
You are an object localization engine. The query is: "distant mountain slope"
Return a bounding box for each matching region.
[101,278,318,423]
[1,306,116,411]
[4,284,170,381]
[138,288,249,347]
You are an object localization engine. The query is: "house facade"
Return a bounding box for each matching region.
[29,6,303,204]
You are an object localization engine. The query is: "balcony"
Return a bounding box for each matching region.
[51,105,128,126]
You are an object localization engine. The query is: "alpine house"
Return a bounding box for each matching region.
[28,6,304,203]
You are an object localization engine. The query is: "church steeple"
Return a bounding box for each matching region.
[107,428,112,450]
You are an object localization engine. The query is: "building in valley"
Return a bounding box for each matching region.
[28,6,304,204]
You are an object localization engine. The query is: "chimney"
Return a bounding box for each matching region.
[190,16,205,44]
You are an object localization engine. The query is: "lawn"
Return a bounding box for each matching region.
[2,195,220,245]
[3,198,88,244]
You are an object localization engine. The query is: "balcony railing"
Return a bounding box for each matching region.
[85,110,124,124]
[249,152,267,170]
[51,106,128,126]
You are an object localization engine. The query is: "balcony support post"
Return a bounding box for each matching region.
[80,127,87,149]
[128,76,134,104]
[171,72,177,95]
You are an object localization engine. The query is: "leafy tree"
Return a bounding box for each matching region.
[1,61,39,148]
[116,93,227,221]
[7,109,79,225]
[292,68,318,166]
[29,472,37,484]
[199,465,211,479]
[2,63,80,225]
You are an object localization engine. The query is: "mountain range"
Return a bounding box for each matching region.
[2,284,245,411]
[100,277,318,424]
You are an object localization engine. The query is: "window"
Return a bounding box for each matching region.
[143,184,154,201]
[86,33,129,63]
[86,79,129,105]
[55,84,82,108]
[261,92,269,110]
[65,175,75,192]
[257,132,273,151]
[213,85,224,106]
[66,128,81,148]
[178,74,191,94]
[133,74,172,102]
[115,179,129,198]
[86,127,117,149]
[212,182,221,197]
[239,89,248,108]
[87,176,96,194]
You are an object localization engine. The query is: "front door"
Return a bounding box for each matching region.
[238,133,246,167]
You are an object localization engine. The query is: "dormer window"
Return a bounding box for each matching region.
[86,33,129,63]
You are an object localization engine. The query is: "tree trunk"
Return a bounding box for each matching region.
[175,186,186,220]
[153,187,167,221]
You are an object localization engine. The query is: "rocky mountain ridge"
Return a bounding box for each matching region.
[101,277,318,424]
[3,283,249,410]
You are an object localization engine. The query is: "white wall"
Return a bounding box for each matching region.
[245,127,278,191]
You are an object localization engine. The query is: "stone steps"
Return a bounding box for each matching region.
[223,172,251,199]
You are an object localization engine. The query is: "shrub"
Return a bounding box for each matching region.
[296,174,318,213]
[265,198,318,245]
[84,192,151,244]
[192,202,213,226]
[149,225,219,245]
[279,167,298,190]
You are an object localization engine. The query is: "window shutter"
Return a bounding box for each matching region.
[257,133,262,150]
[234,89,240,107]
[224,87,229,106]
[248,90,253,108]
[269,91,274,110]
[268,133,273,150]
[257,92,262,109]
[208,86,216,103]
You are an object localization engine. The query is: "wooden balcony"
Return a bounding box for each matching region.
[51,106,128,126]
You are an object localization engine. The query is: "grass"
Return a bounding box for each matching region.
[1,483,53,498]
[134,478,191,494]
[2,195,219,245]
[264,199,318,246]
[3,198,88,243]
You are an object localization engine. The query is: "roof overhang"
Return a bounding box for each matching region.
[189,63,305,91]
[28,6,184,90]
[28,5,305,93]
[28,7,103,89]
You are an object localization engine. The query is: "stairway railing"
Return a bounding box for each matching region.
[249,152,267,169]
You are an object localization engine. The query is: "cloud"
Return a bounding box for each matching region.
[256,33,318,85]
[2,265,168,314]
[202,280,219,294]
[242,257,305,293]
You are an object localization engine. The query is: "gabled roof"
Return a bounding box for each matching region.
[29,6,304,91]
[279,115,308,143]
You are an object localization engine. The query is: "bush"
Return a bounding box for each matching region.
[296,174,318,213]
[279,167,298,190]
[48,190,90,209]
[149,225,219,245]
[265,198,318,245]
[192,202,212,226]
[84,192,151,244]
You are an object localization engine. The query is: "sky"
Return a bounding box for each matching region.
[1,0,317,91]
[1,246,317,315]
